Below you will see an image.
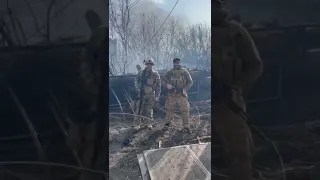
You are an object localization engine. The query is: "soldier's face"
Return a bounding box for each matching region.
[173,61,181,69]
[212,3,227,24]
[145,63,153,70]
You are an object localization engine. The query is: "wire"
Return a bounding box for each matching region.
[144,0,180,47]
[239,111,286,180]
[111,0,180,73]
[131,0,180,58]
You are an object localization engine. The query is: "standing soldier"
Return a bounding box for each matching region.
[130,64,143,111]
[66,24,108,180]
[136,64,142,73]
[163,58,193,132]
[212,0,263,180]
[134,58,161,128]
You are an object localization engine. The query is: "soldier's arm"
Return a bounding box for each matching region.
[134,72,141,91]
[183,70,193,91]
[234,22,263,91]
[154,72,161,98]
[163,70,171,84]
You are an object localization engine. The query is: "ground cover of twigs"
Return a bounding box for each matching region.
[109,99,320,180]
[109,100,212,180]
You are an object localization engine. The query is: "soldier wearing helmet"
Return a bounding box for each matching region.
[136,64,142,73]
[163,58,193,132]
[212,1,263,180]
[134,58,161,128]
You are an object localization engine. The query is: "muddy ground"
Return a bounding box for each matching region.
[109,99,320,180]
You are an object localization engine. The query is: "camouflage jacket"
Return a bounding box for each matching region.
[213,20,263,93]
[163,67,193,91]
[134,69,161,98]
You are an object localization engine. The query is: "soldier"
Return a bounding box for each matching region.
[163,58,193,132]
[130,64,143,111]
[134,58,161,128]
[136,64,142,72]
[212,0,263,180]
[66,24,108,180]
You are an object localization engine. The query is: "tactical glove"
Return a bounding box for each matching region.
[166,83,173,89]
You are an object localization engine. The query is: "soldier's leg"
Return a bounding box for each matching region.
[135,98,146,125]
[213,106,253,180]
[165,96,176,125]
[134,99,141,121]
[139,98,148,126]
[177,96,190,129]
[144,95,155,120]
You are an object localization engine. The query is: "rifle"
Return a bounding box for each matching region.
[137,70,147,116]
[162,78,187,97]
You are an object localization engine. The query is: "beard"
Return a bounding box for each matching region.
[212,8,228,25]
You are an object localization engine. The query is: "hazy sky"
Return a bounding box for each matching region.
[153,0,211,25]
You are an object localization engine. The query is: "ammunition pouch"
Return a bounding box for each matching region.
[175,88,184,94]
[144,86,153,94]
[170,87,187,97]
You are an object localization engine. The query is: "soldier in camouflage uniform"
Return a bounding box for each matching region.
[130,64,142,110]
[213,0,263,180]
[134,58,161,127]
[66,24,108,180]
[136,64,142,72]
[163,58,193,131]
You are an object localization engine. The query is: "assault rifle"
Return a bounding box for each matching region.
[137,70,147,116]
[162,78,187,97]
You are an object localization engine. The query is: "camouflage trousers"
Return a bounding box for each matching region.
[165,94,190,129]
[134,93,155,123]
[213,104,254,180]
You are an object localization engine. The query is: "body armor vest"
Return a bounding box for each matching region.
[143,71,155,94]
[170,69,186,89]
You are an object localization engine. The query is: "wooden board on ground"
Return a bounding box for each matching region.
[137,153,151,180]
[137,143,211,180]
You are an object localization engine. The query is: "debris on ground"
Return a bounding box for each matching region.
[109,100,320,180]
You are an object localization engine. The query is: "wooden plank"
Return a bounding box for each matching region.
[137,154,151,180]
[143,144,211,180]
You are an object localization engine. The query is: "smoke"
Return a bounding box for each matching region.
[130,0,188,25]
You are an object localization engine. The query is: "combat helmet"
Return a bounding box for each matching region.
[144,58,155,65]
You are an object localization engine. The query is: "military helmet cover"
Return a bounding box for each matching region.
[144,58,155,65]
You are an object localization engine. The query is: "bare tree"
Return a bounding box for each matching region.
[174,23,211,68]
[109,0,139,75]
[109,0,211,73]
[131,12,168,68]
[161,17,180,68]
[46,0,56,42]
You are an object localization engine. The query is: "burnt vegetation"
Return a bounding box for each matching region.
[0,0,320,180]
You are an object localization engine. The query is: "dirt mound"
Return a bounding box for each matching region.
[109,100,212,180]
[109,99,320,180]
